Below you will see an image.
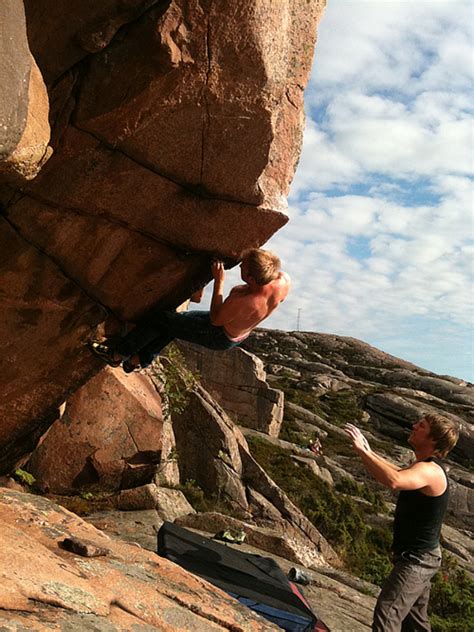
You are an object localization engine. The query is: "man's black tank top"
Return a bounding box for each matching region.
[392,457,449,554]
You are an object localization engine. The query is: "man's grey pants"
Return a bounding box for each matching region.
[372,548,441,632]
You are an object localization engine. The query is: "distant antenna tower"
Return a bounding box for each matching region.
[296,308,302,331]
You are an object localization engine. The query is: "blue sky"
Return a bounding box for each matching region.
[208,1,474,382]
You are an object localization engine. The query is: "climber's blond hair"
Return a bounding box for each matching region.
[241,248,281,286]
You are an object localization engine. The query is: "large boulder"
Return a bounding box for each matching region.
[0,488,277,630]
[0,1,325,473]
[0,220,103,475]
[171,383,250,513]
[117,484,195,522]
[179,344,284,436]
[28,367,166,492]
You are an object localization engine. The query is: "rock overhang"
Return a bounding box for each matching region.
[0,0,326,472]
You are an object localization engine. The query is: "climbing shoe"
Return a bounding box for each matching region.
[89,341,121,367]
[122,359,141,374]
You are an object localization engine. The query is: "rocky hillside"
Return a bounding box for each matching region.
[181,330,473,629]
[239,330,473,629]
[244,330,473,454]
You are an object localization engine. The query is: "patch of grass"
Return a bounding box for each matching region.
[173,479,241,518]
[279,416,306,444]
[277,379,327,418]
[319,391,363,427]
[52,492,116,516]
[174,479,215,513]
[279,416,319,448]
[247,435,392,583]
[321,431,359,458]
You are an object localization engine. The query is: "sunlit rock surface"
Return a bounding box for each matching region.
[28,368,165,493]
[0,489,278,630]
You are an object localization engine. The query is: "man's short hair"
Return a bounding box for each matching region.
[241,248,281,285]
[424,413,460,458]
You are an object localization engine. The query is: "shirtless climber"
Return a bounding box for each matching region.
[90,248,290,372]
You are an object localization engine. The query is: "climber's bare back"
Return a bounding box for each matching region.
[220,272,291,338]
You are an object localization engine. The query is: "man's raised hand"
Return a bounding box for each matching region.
[344,423,371,453]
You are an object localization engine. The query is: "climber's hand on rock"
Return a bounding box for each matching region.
[212,260,225,284]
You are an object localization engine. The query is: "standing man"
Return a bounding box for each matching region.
[90,248,290,371]
[344,414,459,632]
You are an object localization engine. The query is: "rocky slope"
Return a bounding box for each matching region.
[242,330,473,527]
[0,0,326,474]
[0,488,279,631]
[6,330,470,631]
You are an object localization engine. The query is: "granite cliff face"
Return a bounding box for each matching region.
[0,0,326,473]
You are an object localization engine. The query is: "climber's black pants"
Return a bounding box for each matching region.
[115,310,240,367]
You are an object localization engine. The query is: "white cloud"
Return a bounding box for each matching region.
[300,1,474,191]
[290,121,361,193]
[312,91,473,180]
[310,2,473,98]
[202,2,474,381]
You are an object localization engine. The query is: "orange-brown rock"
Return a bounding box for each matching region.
[0,488,278,630]
[0,0,51,180]
[0,1,326,472]
[0,219,103,472]
[73,0,325,207]
[28,367,165,492]
[172,383,250,513]
[179,343,284,436]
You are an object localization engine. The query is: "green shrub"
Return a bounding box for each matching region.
[346,527,392,585]
[13,468,36,487]
[336,476,387,514]
[279,415,307,445]
[278,379,327,418]
[174,479,239,517]
[175,479,214,513]
[279,416,320,449]
[53,492,115,516]
[429,554,474,632]
[150,344,198,417]
[321,431,361,459]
